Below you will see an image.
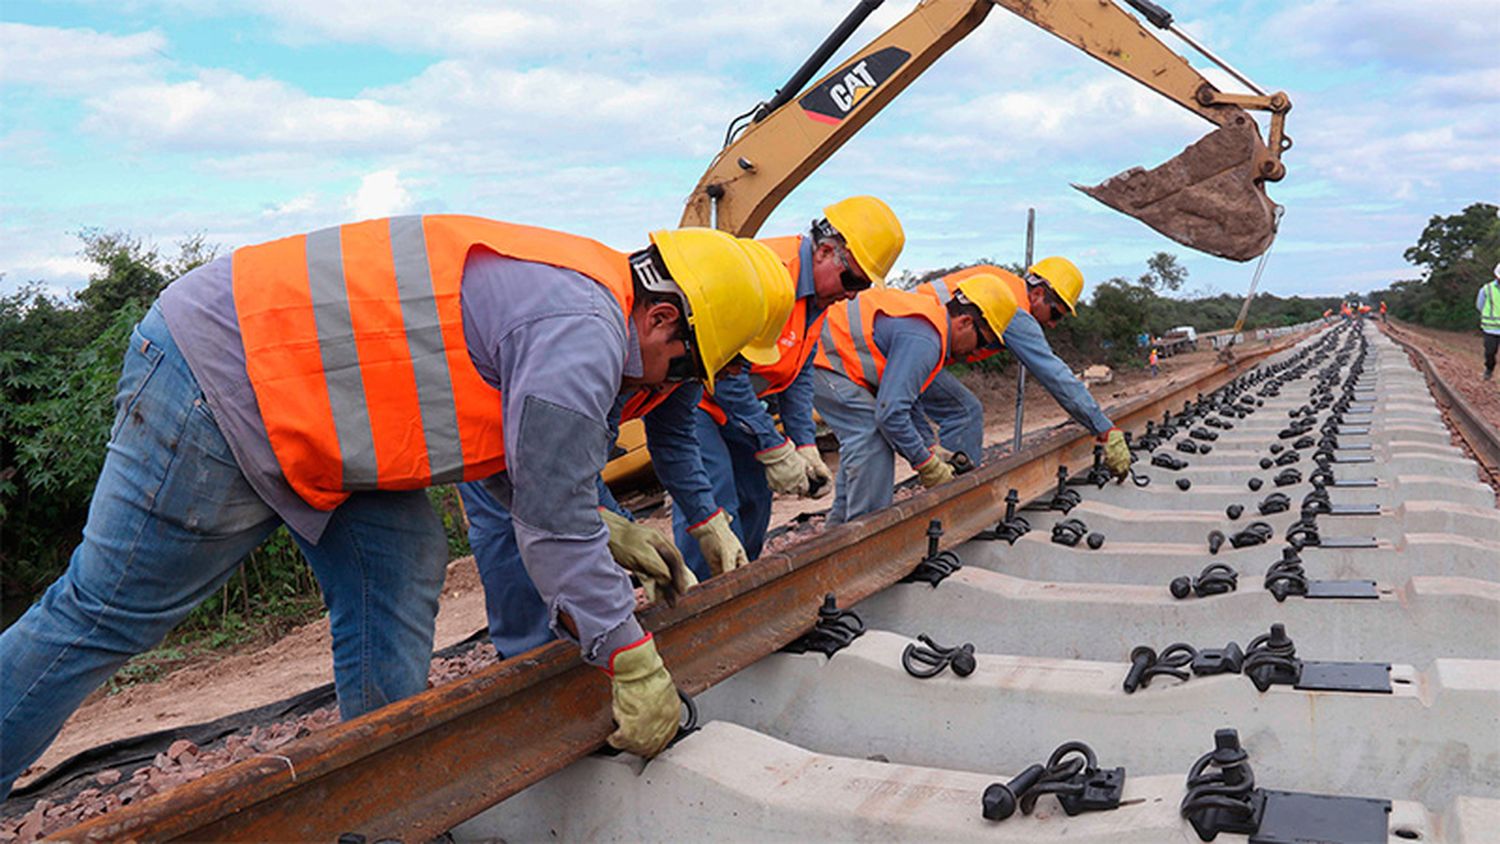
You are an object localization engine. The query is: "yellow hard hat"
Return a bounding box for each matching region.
[823,195,904,287]
[737,238,797,365]
[649,228,794,392]
[953,272,1020,342]
[1028,256,1084,315]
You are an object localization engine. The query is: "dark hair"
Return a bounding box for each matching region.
[945,297,984,324]
[629,245,687,314]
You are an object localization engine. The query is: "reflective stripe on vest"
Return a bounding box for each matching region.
[813,289,949,393]
[916,264,1029,365]
[699,236,818,426]
[1483,282,1500,332]
[232,214,632,510]
[936,264,1029,315]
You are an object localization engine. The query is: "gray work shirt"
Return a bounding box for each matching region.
[159,249,645,667]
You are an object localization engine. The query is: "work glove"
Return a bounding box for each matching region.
[600,508,697,604]
[1101,427,1130,481]
[914,453,956,489]
[796,445,833,499]
[757,438,811,497]
[688,509,750,576]
[931,443,957,465]
[605,634,680,758]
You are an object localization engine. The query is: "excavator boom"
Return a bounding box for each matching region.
[681,0,1291,261]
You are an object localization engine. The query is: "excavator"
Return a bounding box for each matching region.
[605,0,1292,489]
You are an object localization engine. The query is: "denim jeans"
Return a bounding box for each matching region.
[916,369,985,462]
[0,304,447,798]
[458,480,555,659]
[812,369,897,525]
[672,408,773,582]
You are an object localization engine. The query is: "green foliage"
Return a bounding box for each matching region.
[1369,203,1500,331]
[0,228,198,598]
[2,225,479,661]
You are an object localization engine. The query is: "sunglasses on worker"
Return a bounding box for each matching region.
[1041,288,1068,323]
[830,241,873,293]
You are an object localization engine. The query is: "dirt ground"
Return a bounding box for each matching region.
[16,343,1231,789]
[1382,320,1500,435]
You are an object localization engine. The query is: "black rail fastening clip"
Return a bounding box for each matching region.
[780,593,865,657]
[900,519,963,586]
[982,742,1125,821]
[901,634,976,679]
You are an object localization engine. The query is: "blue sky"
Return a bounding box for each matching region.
[3,1,1497,304]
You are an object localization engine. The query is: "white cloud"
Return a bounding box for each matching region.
[262,192,319,218]
[0,23,166,94]
[82,70,436,152]
[1265,1,1500,71]
[346,169,413,219]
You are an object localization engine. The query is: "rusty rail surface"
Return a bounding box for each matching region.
[59,335,1308,842]
[1383,322,1500,486]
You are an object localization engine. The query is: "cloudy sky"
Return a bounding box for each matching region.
[3,1,1496,303]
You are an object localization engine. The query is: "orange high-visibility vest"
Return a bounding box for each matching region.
[813,288,950,393]
[699,236,816,426]
[232,214,634,511]
[917,265,1028,364]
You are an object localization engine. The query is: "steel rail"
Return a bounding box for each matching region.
[57,335,1307,842]
[1383,322,1500,487]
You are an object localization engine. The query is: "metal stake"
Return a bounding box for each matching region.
[1012,208,1034,453]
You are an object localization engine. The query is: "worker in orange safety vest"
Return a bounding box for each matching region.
[811,275,1019,522]
[0,216,792,797]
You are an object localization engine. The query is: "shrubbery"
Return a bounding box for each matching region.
[1370,203,1500,331]
[1,232,470,643]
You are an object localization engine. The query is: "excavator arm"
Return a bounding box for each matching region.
[680,0,1291,261]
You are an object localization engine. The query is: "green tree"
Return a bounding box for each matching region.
[1376,203,1500,329]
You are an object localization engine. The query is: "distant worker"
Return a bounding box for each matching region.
[811,275,1019,523]
[1323,308,1333,323]
[0,215,789,797]
[913,259,1130,480]
[672,196,905,580]
[459,236,793,658]
[1480,263,1500,381]
[1380,300,1388,323]
[1149,347,1160,377]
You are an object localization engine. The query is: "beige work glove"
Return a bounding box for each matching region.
[796,445,833,499]
[931,443,957,465]
[915,453,956,489]
[688,509,750,576]
[757,438,811,497]
[606,635,680,758]
[600,508,697,604]
[1101,427,1130,481]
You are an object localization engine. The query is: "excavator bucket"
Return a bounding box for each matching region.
[1076,118,1278,262]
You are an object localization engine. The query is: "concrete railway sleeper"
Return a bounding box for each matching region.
[979,532,1500,586]
[687,631,1499,809]
[856,567,1499,665]
[51,323,1499,841]
[457,721,1498,843]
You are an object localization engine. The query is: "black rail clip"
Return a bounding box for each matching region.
[781,593,864,657]
[1182,728,1392,842]
[902,634,976,679]
[982,742,1124,821]
[1051,518,1089,547]
[1026,466,1082,513]
[976,489,1030,544]
[900,519,963,586]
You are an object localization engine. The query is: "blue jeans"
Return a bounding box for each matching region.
[916,369,984,462]
[458,480,556,658]
[672,409,772,581]
[812,369,897,525]
[0,305,447,799]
